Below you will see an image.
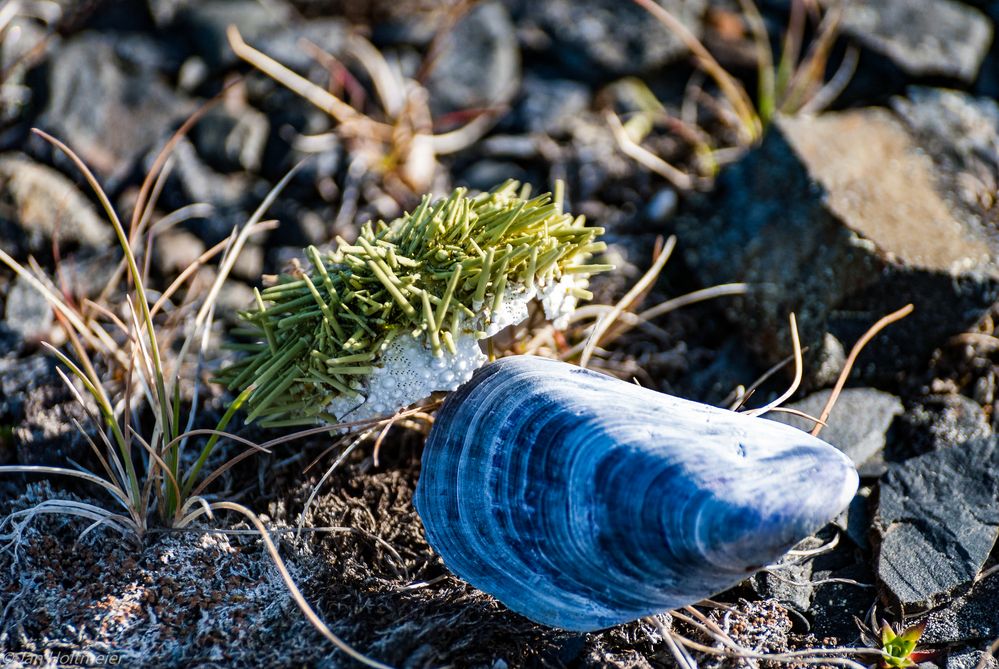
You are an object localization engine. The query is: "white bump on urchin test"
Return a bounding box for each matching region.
[482,286,533,337]
[539,274,580,330]
[328,273,587,423]
[331,331,486,422]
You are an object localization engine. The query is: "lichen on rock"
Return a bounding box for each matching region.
[216,181,608,425]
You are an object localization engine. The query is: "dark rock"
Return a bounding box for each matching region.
[769,388,902,477]
[834,0,993,84]
[874,437,999,609]
[0,154,111,256]
[152,137,265,245]
[516,0,707,79]
[892,395,991,459]
[3,275,52,343]
[34,32,191,186]
[840,486,873,550]
[458,160,529,192]
[947,649,999,669]
[514,75,590,137]
[750,537,822,612]
[0,353,91,467]
[192,104,270,173]
[676,94,999,382]
[176,0,296,70]
[808,562,875,642]
[252,18,349,74]
[425,2,520,118]
[921,572,999,645]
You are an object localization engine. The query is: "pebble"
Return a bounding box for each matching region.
[768,388,902,478]
[874,437,999,608]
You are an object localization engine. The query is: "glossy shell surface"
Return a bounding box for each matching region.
[414,356,859,631]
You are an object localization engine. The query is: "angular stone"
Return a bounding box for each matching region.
[769,388,902,477]
[921,572,999,645]
[676,93,999,381]
[874,438,999,608]
[833,0,993,83]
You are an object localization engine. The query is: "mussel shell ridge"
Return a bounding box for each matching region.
[414,356,859,631]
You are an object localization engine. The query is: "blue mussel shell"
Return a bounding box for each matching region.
[414,356,858,631]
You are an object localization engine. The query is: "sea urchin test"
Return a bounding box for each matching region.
[414,356,859,631]
[216,181,608,426]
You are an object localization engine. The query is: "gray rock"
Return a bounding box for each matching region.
[947,650,999,669]
[808,562,875,642]
[517,75,591,136]
[874,438,999,608]
[0,154,111,255]
[750,536,823,612]
[176,0,295,70]
[192,105,270,173]
[768,388,902,477]
[518,0,707,78]
[425,2,520,118]
[676,93,999,381]
[0,354,91,467]
[35,32,191,186]
[155,229,207,275]
[894,395,991,458]
[645,188,679,225]
[3,275,52,343]
[0,16,50,125]
[921,573,999,645]
[833,0,993,83]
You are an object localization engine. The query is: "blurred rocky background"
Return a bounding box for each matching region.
[1,0,999,666]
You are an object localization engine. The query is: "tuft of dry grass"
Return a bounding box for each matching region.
[227,3,510,198]
[610,0,858,189]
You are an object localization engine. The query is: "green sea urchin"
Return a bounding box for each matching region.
[216,181,609,427]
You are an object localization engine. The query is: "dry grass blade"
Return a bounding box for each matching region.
[811,304,914,436]
[745,313,802,417]
[564,282,749,359]
[663,607,879,668]
[606,111,696,190]
[297,429,371,536]
[976,637,999,669]
[209,501,394,669]
[227,25,380,132]
[632,0,759,142]
[579,236,676,368]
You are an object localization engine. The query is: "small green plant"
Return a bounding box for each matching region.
[216,181,609,427]
[0,127,277,535]
[611,0,858,188]
[876,621,927,669]
[0,128,394,668]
